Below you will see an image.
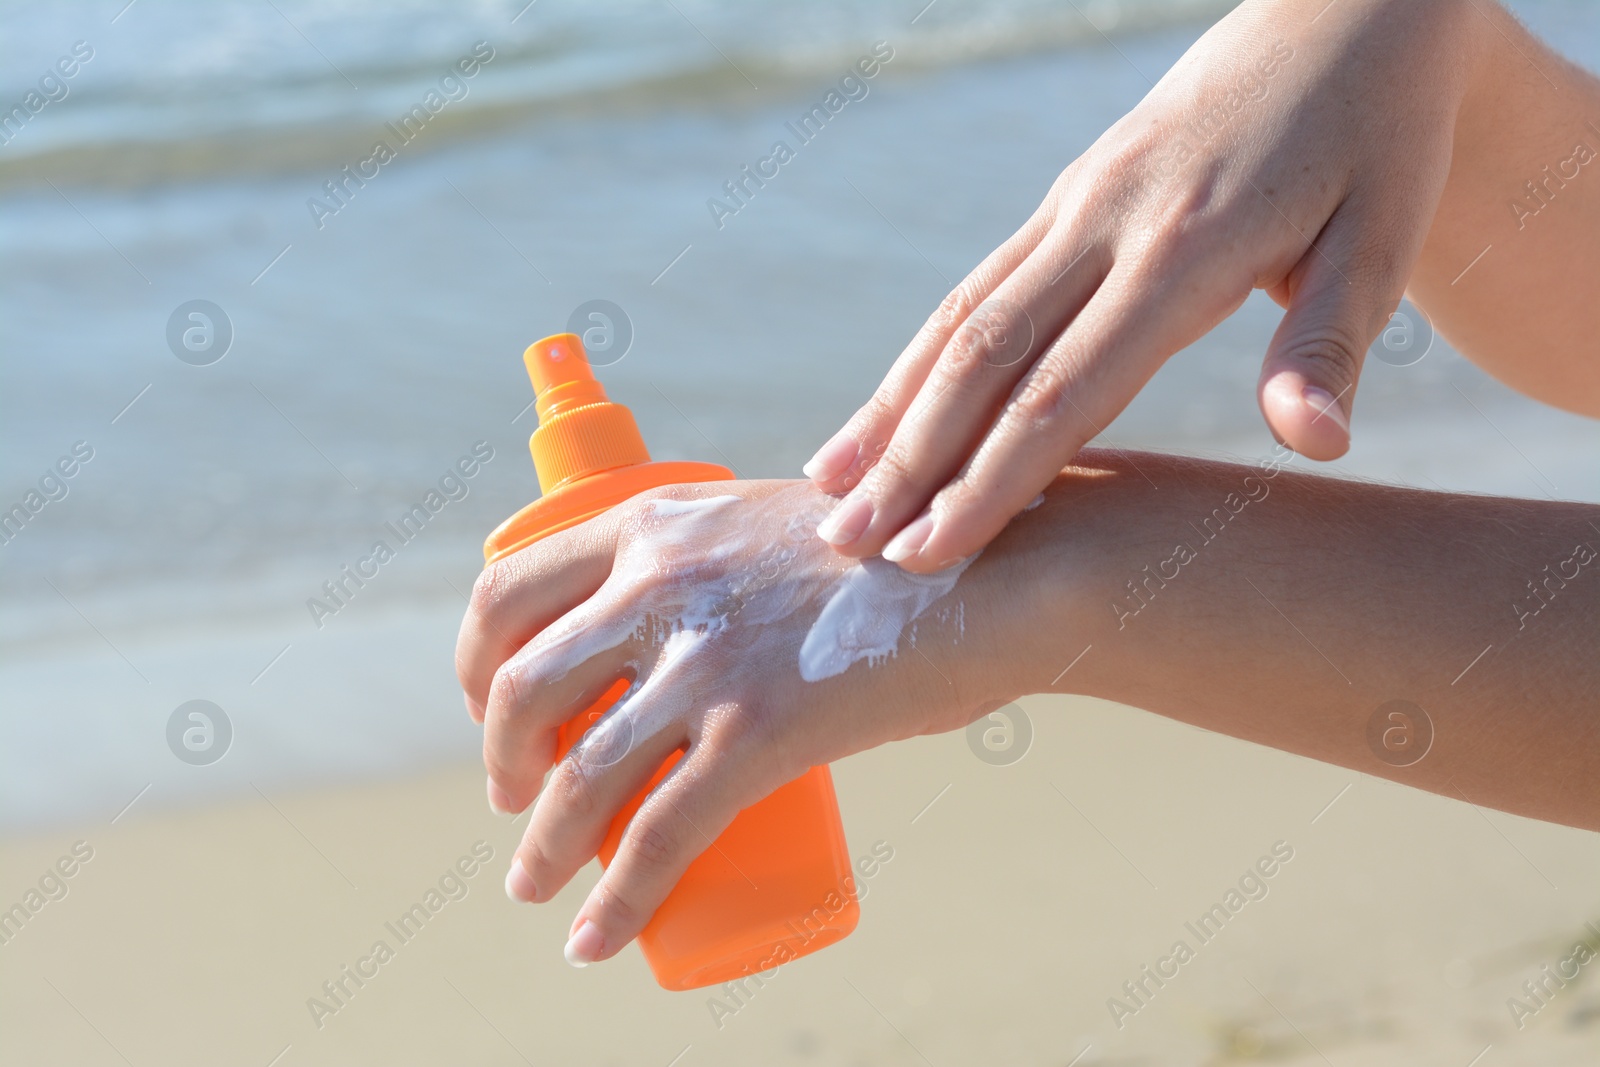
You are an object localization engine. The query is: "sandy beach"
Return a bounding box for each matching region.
[5,682,1598,1066]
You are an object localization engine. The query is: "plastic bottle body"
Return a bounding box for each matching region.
[555,687,857,990]
[482,335,858,990]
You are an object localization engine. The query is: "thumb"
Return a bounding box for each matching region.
[1258,215,1403,461]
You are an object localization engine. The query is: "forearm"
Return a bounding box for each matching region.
[1001,450,1600,829]
[1411,0,1600,412]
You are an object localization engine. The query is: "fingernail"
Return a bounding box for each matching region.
[816,494,874,547]
[505,857,536,903]
[802,432,858,482]
[464,693,484,721]
[882,513,934,564]
[564,919,603,968]
[487,778,513,816]
[1302,386,1349,434]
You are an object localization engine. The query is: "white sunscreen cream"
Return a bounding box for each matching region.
[798,556,972,682]
[513,484,974,765]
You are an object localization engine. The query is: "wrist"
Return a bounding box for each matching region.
[989,448,1300,704]
[977,451,1161,700]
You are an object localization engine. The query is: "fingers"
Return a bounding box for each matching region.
[503,678,694,907]
[1257,201,1411,461]
[542,706,780,967]
[804,207,1055,494]
[815,233,1108,559]
[884,259,1245,571]
[455,513,618,723]
[482,594,644,814]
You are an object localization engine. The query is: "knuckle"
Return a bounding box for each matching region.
[619,488,667,523]
[700,700,803,792]
[930,282,982,336]
[931,288,1039,379]
[928,479,985,534]
[859,443,923,495]
[1141,197,1224,274]
[1077,150,1137,217]
[470,560,514,622]
[845,401,896,478]
[487,660,525,721]
[703,699,774,754]
[632,484,680,506]
[850,391,896,441]
[940,312,1006,376]
[621,485,727,534]
[1283,329,1364,385]
[485,657,558,751]
[520,836,564,888]
[545,755,601,820]
[1046,160,1081,201]
[597,880,645,929]
[1005,366,1072,430]
[625,815,679,871]
[1143,216,1202,272]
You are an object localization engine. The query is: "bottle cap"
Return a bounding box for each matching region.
[522,333,651,494]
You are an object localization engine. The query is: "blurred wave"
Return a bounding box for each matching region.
[0,0,1232,190]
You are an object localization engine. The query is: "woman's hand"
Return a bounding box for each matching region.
[453,454,1600,971]
[805,0,1487,571]
[453,480,1028,965]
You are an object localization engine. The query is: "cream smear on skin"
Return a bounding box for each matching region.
[646,495,742,518]
[515,485,975,766]
[798,556,972,681]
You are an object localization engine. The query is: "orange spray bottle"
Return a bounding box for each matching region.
[483,332,859,991]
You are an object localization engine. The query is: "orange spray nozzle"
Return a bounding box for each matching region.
[522,332,651,494]
[525,333,607,419]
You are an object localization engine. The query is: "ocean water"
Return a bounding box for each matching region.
[3,0,1598,829]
